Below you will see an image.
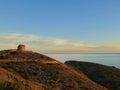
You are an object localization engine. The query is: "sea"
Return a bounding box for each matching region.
[46,54,120,68]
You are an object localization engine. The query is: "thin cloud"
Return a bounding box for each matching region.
[0,33,119,53]
[0,33,39,43]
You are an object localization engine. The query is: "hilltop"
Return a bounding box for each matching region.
[0,49,108,90]
[65,61,120,90]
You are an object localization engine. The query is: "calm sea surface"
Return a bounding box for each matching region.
[46,54,120,68]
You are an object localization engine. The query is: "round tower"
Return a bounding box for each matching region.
[17,44,26,52]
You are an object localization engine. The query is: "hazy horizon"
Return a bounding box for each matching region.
[46,53,120,68]
[0,0,120,53]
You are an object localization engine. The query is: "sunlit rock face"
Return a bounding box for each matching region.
[17,44,26,52]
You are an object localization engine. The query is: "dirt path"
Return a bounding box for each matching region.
[0,59,28,63]
[0,59,61,65]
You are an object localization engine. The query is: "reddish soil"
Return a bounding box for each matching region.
[0,59,27,63]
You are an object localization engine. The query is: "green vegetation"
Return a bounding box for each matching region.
[4,61,60,83]
[0,50,108,90]
[0,50,54,61]
[0,63,10,70]
[0,81,31,90]
[3,61,108,90]
[65,61,120,90]
[0,82,13,90]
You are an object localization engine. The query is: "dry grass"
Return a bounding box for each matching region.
[65,61,120,90]
[0,50,109,90]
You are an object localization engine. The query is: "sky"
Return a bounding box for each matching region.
[0,0,120,53]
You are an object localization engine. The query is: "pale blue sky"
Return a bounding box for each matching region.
[0,0,120,53]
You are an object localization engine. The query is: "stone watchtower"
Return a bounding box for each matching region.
[17,44,26,52]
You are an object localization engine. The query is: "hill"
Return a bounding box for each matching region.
[65,61,120,90]
[0,67,45,90]
[0,50,108,90]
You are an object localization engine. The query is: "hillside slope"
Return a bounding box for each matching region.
[0,50,108,90]
[65,61,120,90]
[0,67,46,90]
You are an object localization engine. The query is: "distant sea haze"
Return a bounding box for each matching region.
[46,54,120,68]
